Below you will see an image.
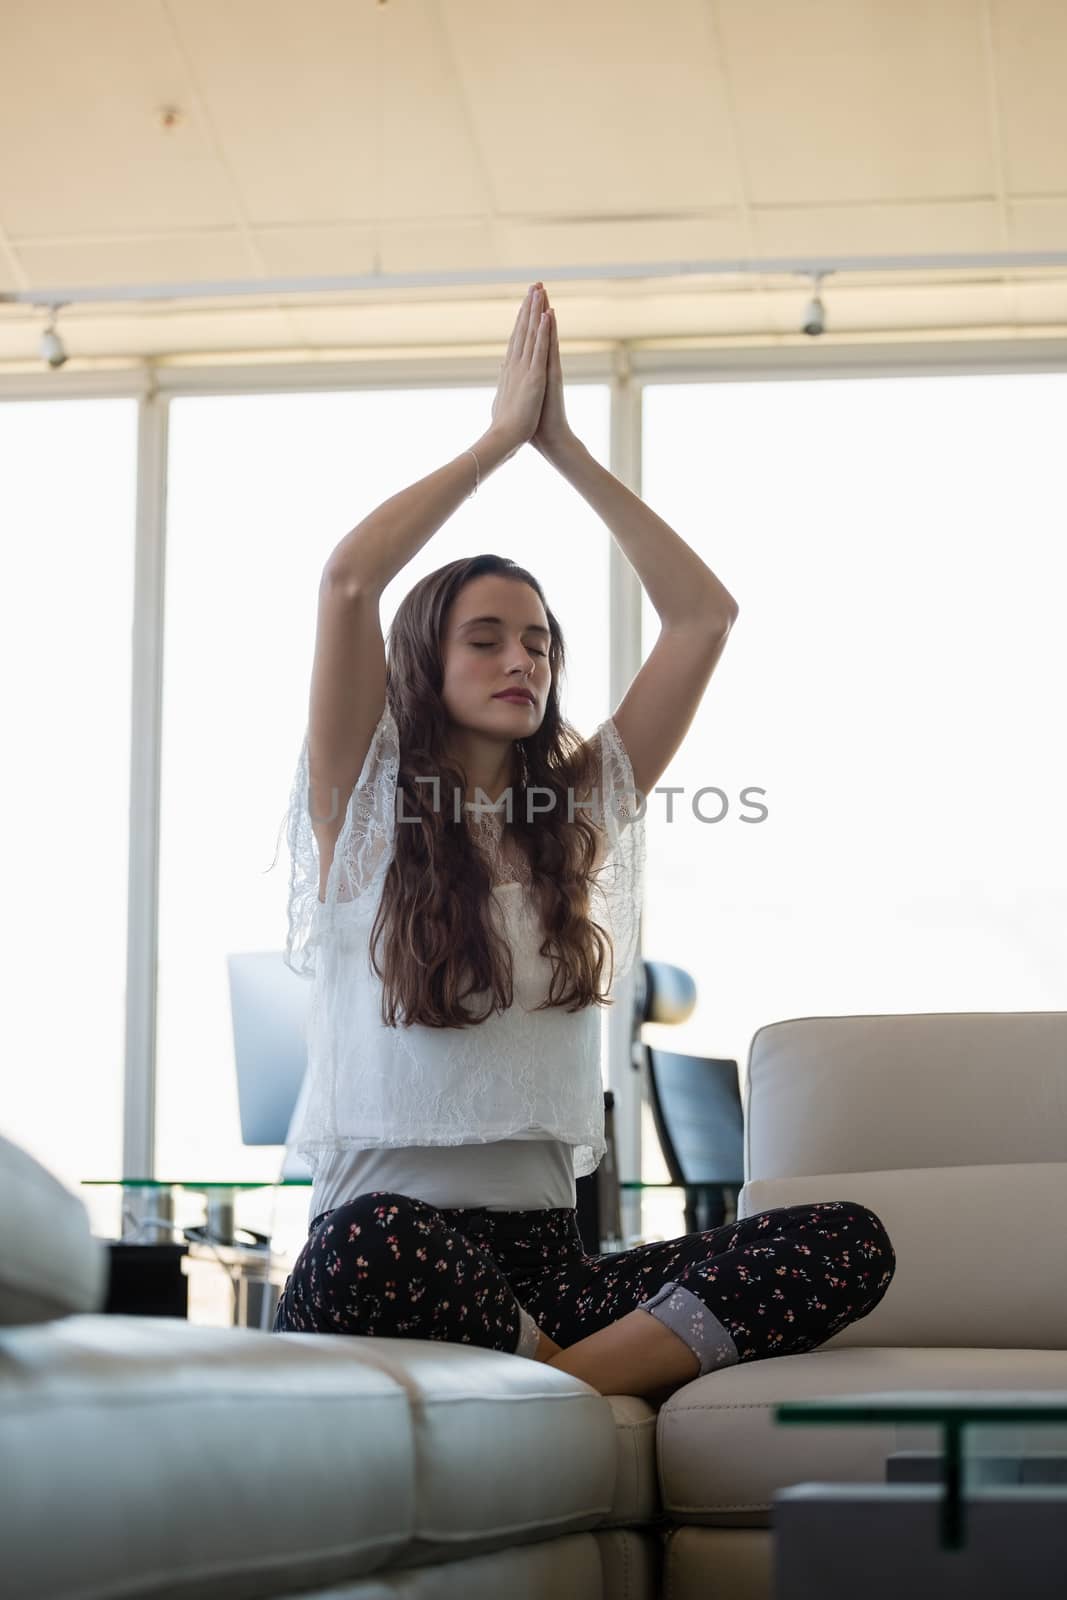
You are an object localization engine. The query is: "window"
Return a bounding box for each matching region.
[638,372,1067,1239]
[0,399,137,1242]
[156,383,612,1209]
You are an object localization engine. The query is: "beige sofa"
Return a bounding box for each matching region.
[2,1010,1065,1600]
[658,1009,1067,1595]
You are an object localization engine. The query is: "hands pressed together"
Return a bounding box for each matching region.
[490,281,575,462]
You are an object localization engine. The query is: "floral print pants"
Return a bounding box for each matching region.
[271,1192,896,1378]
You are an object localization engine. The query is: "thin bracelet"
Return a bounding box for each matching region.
[465,446,480,498]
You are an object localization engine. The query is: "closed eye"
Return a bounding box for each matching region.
[471,643,546,656]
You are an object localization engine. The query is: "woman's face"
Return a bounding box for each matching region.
[440,575,551,736]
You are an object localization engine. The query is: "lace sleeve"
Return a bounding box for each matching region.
[282,703,400,979]
[587,716,646,989]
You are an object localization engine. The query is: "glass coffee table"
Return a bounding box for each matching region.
[774,1389,1067,1589]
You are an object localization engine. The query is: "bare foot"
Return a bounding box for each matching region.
[540,1308,700,1401]
[534,1329,563,1362]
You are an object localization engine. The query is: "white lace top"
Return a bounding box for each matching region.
[281,704,645,1219]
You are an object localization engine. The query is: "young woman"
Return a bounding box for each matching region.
[271,283,896,1405]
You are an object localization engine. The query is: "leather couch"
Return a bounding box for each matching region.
[657,1008,1067,1595]
[3,1009,1065,1600]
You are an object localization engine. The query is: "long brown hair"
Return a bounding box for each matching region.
[372,554,615,1029]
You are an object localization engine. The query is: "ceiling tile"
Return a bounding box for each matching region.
[0,1,238,235]
[718,0,997,204]
[444,0,742,213]
[16,230,257,290]
[1009,196,1067,247]
[989,0,1067,193]
[170,0,488,222]
[753,198,1006,256]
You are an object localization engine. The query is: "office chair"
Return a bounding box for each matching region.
[634,959,744,1234]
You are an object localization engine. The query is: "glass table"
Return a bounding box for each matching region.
[83,1178,312,1245]
[82,1180,309,1325]
[776,1391,1067,1552]
[83,1177,739,1252]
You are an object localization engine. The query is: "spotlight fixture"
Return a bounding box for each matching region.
[38,304,69,368]
[800,272,828,338]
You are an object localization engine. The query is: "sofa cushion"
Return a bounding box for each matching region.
[0,1131,108,1325]
[655,1342,1067,1527]
[323,1333,661,1546]
[739,1162,1067,1350]
[0,1315,632,1600]
[745,1012,1067,1176]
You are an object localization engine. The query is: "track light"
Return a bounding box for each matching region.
[800,272,828,337]
[38,304,69,369]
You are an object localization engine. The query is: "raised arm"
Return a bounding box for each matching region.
[308,286,555,897]
[323,282,552,593]
[533,287,739,802]
[323,427,511,594]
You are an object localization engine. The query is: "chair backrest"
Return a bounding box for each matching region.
[644,1047,744,1187]
[635,959,697,1029]
[226,952,314,1178]
[738,1011,1067,1350]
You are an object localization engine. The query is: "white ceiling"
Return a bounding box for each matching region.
[3,0,1067,371]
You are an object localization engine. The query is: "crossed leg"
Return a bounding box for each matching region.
[518,1200,897,1404]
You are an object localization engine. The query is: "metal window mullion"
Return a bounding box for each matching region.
[606,345,646,1245]
[123,386,168,1190]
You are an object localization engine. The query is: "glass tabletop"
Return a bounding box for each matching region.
[778,1390,1067,1425]
[776,1390,1067,1550]
[83,1177,736,1190]
[82,1179,313,1188]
